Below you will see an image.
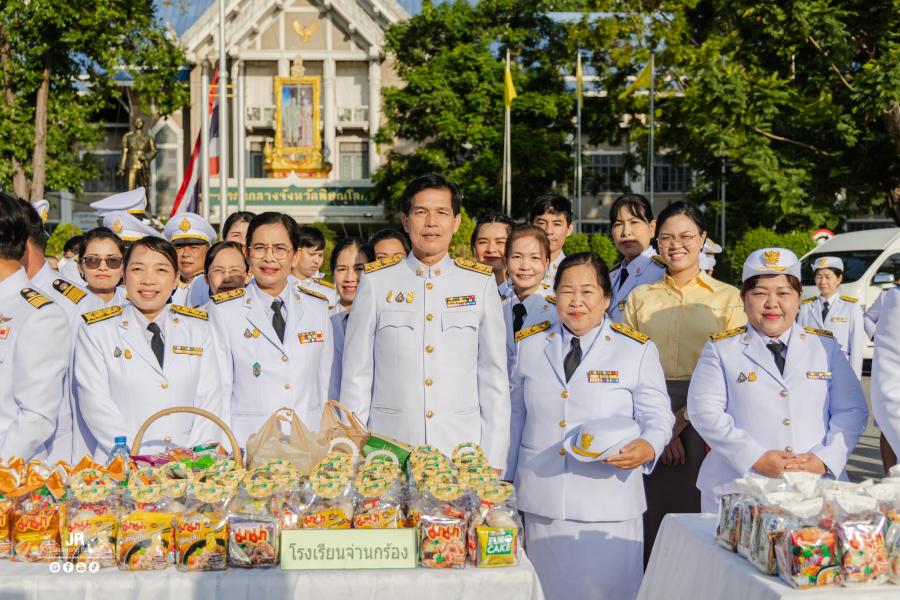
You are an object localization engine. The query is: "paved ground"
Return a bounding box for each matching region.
[846,375,891,482]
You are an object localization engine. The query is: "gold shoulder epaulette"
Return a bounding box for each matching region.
[314,278,335,289]
[298,286,328,302]
[170,304,208,320]
[364,256,402,273]
[454,257,493,276]
[515,320,551,343]
[840,295,858,303]
[212,288,245,304]
[545,295,557,305]
[804,326,834,338]
[801,297,816,305]
[20,287,52,310]
[81,305,123,324]
[710,326,747,342]
[651,255,666,268]
[52,279,87,304]
[611,322,649,344]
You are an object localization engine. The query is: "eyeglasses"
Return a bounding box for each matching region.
[80,255,124,269]
[248,244,292,260]
[208,267,247,277]
[657,233,700,248]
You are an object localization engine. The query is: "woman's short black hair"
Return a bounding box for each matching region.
[298,225,326,251]
[0,192,30,261]
[369,228,411,254]
[80,227,125,259]
[124,236,179,273]
[609,193,654,224]
[222,211,255,239]
[64,235,85,255]
[656,201,707,234]
[204,241,248,274]
[529,193,573,224]
[815,267,844,279]
[245,212,300,250]
[330,237,375,273]
[400,173,462,216]
[470,213,515,251]
[554,251,612,297]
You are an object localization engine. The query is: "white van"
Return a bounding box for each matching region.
[800,228,900,359]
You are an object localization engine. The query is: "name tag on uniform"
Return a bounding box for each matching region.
[445,295,476,308]
[588,370,619,383]
[806,371,832,381]
[173,345,203,356]
[298,330,324,344]
[830,317,848,323]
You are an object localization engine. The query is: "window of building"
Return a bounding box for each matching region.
[645,157,692,193]
[584,153,625,193]
[152,121,181,211]
[249,151,266,178]
[339,141,369,180]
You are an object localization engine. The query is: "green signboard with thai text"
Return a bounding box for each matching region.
[280,528,417,570]
[207,185,374,206]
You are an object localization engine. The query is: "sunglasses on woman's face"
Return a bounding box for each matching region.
[81,255,124,269]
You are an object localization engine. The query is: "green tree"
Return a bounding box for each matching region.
[0,0,188,200]
[375,0,577,219]
[450,206,476,258]
[731,227,818,284]
[45,223,82,258]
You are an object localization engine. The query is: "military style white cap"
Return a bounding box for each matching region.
[742,247,801,282]
[90,188,146,216]
[700,252,716,270]
[31,199,50,223]
[102,211,161,242]
[563,416,641,463]
[812,256,844,272]
[703,238,723,254]
[163,212,217,246]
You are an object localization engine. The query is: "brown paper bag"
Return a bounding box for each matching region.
[245,407,327,474]
[316,400,369,450]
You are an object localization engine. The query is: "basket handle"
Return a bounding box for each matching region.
[130,406,244,468]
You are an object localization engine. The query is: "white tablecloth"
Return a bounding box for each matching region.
[638,513,898,600]
[0,553,544,600]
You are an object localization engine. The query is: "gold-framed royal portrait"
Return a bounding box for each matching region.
[274,76,321,153]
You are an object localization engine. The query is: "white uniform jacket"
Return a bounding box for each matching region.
[872,287,900,453]
[328,310,350,401]
[340,253,510,468]
[72,303,225,461]
[207,280,333,445]
[608,247,665,322]
[799,294,865,378]
[0,269,70,460]
[502,290,558,375]
[294,275,338,311]
[540,251,566,293]
[508,319,674,522]
[687,323,868,503]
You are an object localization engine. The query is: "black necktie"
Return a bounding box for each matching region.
[618,266,630,291]
[821,300,830,322]
[767,341,786,375]
[271,299,286,342]
[341,312,349,334]
[147,322,164,368]
[564,337,582,382]
[512,303,527,333]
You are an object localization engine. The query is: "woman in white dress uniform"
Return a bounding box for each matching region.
[77,227,128,311]
[501,225,558,374]
[207,213,333,445]
[73,237,225,461]
[202,241,250,301]
[798,256,865,378]
[508,252,674,600]
[327,237,373,400]
[688,248,868,512]
[606,194,665,322]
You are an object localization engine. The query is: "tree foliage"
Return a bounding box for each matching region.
[731,227,818,284]
[0,0,188,200]
[45,223,82,258]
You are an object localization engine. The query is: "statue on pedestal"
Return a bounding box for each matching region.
[118,118,157,191]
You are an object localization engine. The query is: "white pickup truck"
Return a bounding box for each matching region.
[800,228,900,359]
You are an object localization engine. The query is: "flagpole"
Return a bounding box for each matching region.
[217,0,229,228]
[504,50,512,217]
[575,52,582,234]
[648,52,655,206]
[200,63,211,221]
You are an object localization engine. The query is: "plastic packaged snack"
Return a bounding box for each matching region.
[864,483,900,584]
[0,497,11,559]
[63,481,119,568]
[226,480,280,568]
[11,470,66,563]
[417,484,471,569]
[774,498,840,589]
[469,482,520,567]
[352,457,404,529]
[748,492,803,575]
[117,485,177,571]
[830,494,889,586]
[302,477,354,529]
[175,483,231,572]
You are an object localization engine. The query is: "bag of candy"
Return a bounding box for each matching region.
[734,479,786,559]
[774,498,840,589]
[748,491,803,575]
[829,493,889,586]
[226,479,280,568]
[62,477,119,568]
[863,482,900,584]
[10,468,66,562]
[174,482,231,572]
[417,483,472,569]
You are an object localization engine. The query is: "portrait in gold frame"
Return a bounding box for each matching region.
[274,76,321,153]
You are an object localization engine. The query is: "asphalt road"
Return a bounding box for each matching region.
[846,375,891,482]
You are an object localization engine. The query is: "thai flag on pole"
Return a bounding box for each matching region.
[170,70,219,216]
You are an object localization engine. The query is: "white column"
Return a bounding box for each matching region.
[323,58,336,177]
[200,63,211,221]
[368,56,381,176]
[237,60,246,211]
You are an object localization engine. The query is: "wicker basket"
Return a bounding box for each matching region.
[131,406,244,468]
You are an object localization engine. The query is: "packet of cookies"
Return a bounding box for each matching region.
[774,498,841,589]
[864,482,900,584]
[10,469,66,562]
[175,483,231,572]
[747,491,803,575]
[353,455,404,529]
[226,479,280,568]
[117,484,177,571]
[63,478,119,568]
[830,493,889,586]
